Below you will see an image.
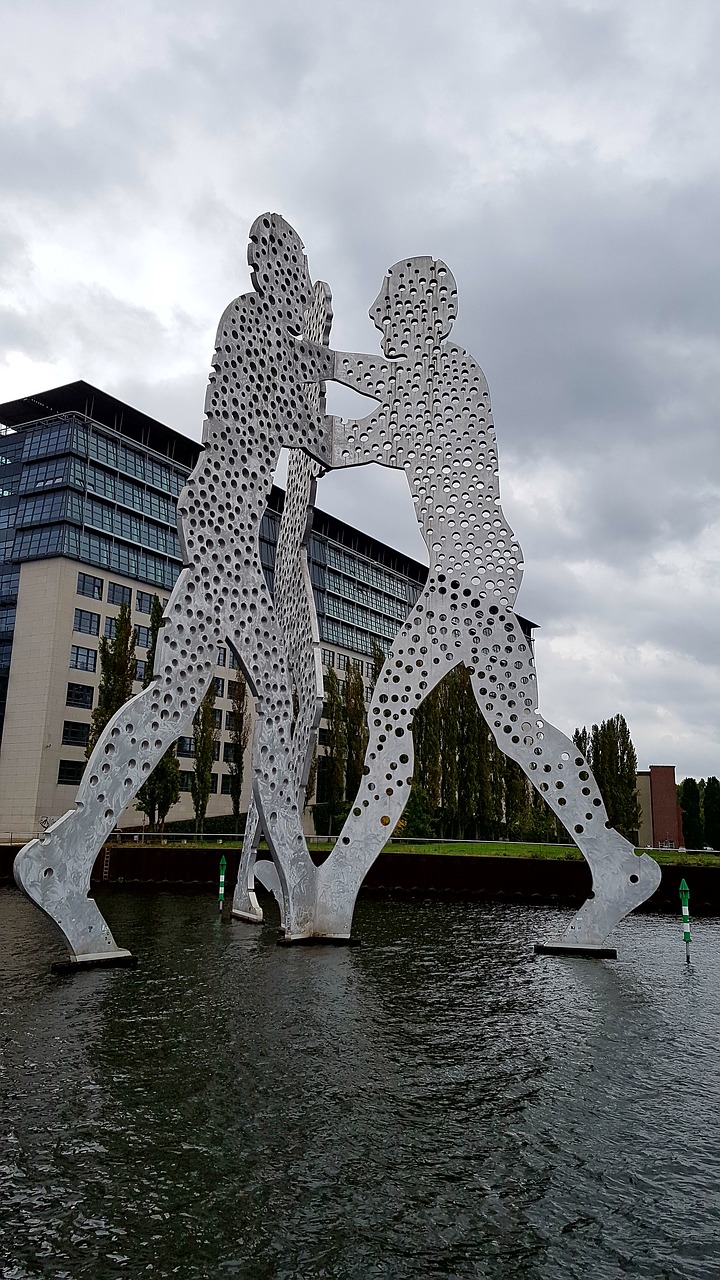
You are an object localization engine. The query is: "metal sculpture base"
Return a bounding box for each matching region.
[51,951,137,973]
[534,942,618,959]
[277,934,360,947]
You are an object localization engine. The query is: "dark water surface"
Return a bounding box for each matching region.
[1,888,718,1280]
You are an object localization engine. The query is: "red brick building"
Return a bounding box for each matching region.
[636,766,685,848]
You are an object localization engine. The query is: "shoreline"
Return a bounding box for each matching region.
[3,843,718,915]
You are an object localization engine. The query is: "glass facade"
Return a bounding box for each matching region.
[257,490,427,666]
[0,398,192,743]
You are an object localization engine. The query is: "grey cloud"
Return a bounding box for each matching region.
[0,0,716,776]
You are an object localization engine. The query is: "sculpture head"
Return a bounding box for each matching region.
[369,257,458,357]
[248,213,314,334]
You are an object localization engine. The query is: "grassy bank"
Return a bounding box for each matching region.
[103,835,720,868]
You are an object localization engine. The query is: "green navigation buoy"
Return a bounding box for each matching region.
[219,853,227,913]
[679,878,691,965]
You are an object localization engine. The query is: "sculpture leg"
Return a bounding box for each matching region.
[231,798,264,923]
[225,616,317,940]
[14,578,220,964]
[316,627,459,937]
[468,626,661,952]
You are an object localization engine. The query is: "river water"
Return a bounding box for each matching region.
[1,887,718,1280]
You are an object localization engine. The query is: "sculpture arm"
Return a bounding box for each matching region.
[332,350,393,397]
[295,338,335,383]
[329,350,394,467]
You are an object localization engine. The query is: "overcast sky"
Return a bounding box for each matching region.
[1,0,717,780]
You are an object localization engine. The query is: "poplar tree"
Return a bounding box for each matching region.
[323,665,347,835]
[678,777,704,850]
[344,660,368,800]
[577,714,640,841]
[87,601,136,756]
[703,776,720,850]
[227,670,251,827]
[191,682,218,833]
[135,595,180,830]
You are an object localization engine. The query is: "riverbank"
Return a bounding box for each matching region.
[2,841,718,913]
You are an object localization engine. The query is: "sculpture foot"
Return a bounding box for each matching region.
[534,941,617,959]
[231,905,264,924]
[540,846,662,952]
[14,815,124,961]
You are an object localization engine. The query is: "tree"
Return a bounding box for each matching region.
[227,669,251,826]
[136,595,180,831]
[703,776,720,850]
[577,714,640,841]
[191,682,218,833]
[678,777,704,850]
[304,745,318,811]
[87,601,136,757]
[413,679,442,815]
[344,660,368,800]
[400,784,434,838]
[322,665,347,835]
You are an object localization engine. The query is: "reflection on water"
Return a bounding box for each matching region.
[1,888,718,1279]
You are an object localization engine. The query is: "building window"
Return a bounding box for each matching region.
[135,625,151,649]
[214,677,225,699]
[321,648,334,667]
[73,608,100,636]
[62,720,90,748]
[13,526,65,559]
[221,775,232,795]
[178,770,217,793]
[58,759,86,785]
[77,572,103,601]
[135,659,147,682]
[105,617,116,639]
[177,737,195,758]
[18,457,68,492]
[0,569,20,599]
[337,653,348,671]
[107,582,132,606]
[212,709,222,730]
[67,682,93,709]
[228,650,239,670]
[223,742,237,764]
[136,591,153,614]
[216,647,226,666]
[225,710,237,732]
[0,604,16,634]
[70,645,96,672]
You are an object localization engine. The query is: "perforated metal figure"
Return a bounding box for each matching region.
[14,214,334,960]
[231,313,330,927]
[321,256,661,949]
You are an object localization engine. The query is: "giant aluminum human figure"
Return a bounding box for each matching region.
[13,215,335,962]
[315,256,661,951]
[231,290,331,926]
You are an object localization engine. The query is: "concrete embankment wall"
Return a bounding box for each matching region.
[2,845,718,914]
